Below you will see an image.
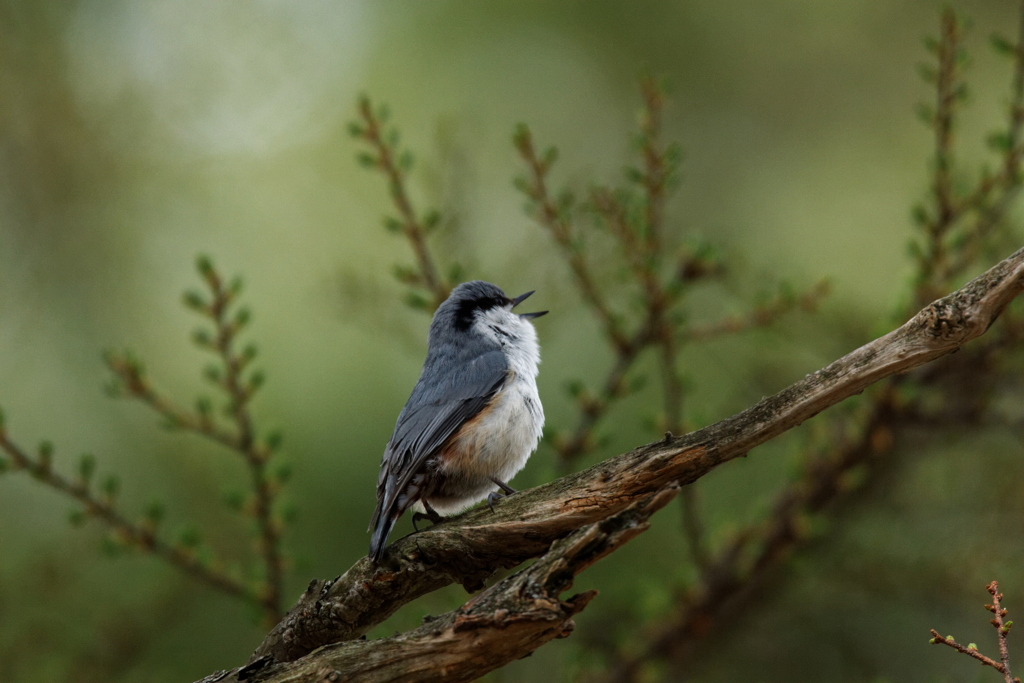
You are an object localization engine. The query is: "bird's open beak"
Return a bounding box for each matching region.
[511,290,548,319]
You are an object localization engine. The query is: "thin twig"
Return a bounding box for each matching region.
[943,2,1024,282]
[522,86,822,475]
[928,580,1020,683]
[685,281,830,342]
[108,259,285,622]
[514,125,630,352]
[354,96,450,309]
[554,320,657,462]
[638,76,669,254]
[0,430,253,602]
[206,269,284,621]
[989,581,1016,683]
[922,6,1024,295]
[929,630,1012,677]
[597,7,1024,666]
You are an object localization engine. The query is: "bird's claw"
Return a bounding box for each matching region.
[411,505,443,532]
[486,477,518,513]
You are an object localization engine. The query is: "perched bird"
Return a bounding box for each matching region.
[368,281,546,563]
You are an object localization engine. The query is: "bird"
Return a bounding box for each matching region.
[368,280,546,563]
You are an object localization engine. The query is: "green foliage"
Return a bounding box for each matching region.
[3,4,1024,682]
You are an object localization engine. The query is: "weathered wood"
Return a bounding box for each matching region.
[198,246,1024,683]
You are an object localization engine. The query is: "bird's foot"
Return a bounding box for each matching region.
[486,478,518,512]
[411,502,444,532]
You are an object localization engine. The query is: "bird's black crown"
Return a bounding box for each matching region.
[447,281,511,332]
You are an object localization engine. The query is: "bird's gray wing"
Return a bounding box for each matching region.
[369,349,509,535]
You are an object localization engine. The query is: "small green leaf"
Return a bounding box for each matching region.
[233,307,251,328]
[196,254,214,278]
[356,151,378,168]
[248,370,266,391]
[623,165,644,184]
[177,525,202,549]
[145,501,165,525]
[265,430,284,452]
[68,509,87,527]
[917,62,937,83]
[914,102,935,124]
[991,34,1015,56]
[346,121,364,137]
[195,396,213,417]
[422,210,441,231]
[183,290,207,311]
[224,489,246,511]
[987,131,1013,152]
[447,263,465,282]
[556,190,575,215]
[38,441,54,471]
[512,123,531,150]
[203,364,222,385]
[273,461,293,484]
[241,344,258,363]
[382,216,405,234]
[565,379,585,397]
[392,264,420,285]
[911,203,930,226]
[404,291,430,310]
[542,146,559,170]
[78,453,96,483]
[398,150,414,171]
[278,500,298,524]
[192,328,213,347]
[102,475,121,500]
[101,535,125,557]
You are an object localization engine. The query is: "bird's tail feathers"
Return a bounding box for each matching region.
[369,506,399,563]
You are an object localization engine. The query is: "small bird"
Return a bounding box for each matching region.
[368,281,546,563]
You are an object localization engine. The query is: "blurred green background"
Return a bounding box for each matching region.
[2,1,1023,681]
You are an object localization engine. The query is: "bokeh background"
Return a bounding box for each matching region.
[2,1,1023,681]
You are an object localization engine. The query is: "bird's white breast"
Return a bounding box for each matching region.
[465,308,544,482]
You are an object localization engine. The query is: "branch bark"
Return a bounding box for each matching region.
[207,489,679,683]
[199,245,1024,683]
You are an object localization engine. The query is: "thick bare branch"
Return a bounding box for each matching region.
[198,245,1024,682]
[214,489,678,683]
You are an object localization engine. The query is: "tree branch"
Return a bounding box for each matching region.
[352,96,451,310]
[219,489,679,683]
[0,430,253,602]
[200,245,1024,682]
[106,256,285,622]
[928,581,1021,683]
